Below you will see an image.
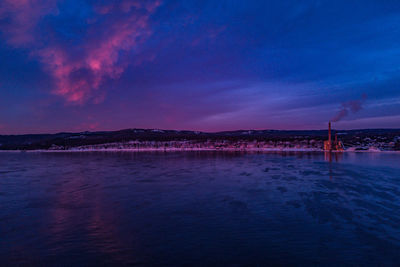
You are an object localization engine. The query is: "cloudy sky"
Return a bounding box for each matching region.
[0,0,399,134]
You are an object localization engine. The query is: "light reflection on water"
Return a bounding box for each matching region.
[0,151,399,265]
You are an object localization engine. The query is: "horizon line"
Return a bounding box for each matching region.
[1,127,400,136]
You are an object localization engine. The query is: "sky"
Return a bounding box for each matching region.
[0,0,400,134]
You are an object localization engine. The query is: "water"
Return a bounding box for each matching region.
[0,151,399,266]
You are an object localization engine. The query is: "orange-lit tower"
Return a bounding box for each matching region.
[335,133,338,147]
[335,132,344,151]
[324,122,344,151]
[328,121,332,150]
[324,122,332,151]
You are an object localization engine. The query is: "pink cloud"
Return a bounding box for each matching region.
[0,0,161,104]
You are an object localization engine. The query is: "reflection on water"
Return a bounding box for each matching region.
[0,151,399,265]
[324,152,344,180]
[324,151,344,163]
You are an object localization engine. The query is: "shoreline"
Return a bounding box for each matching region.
[1,148,399,153]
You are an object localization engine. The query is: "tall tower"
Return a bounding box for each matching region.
[328,121,332,151]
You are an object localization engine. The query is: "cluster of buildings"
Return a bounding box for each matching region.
[323,122,344,151]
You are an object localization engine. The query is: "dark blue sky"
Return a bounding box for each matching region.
[0,0,399,134]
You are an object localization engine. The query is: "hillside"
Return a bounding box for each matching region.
[1,128,399,151]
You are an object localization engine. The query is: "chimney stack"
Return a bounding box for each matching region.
[328,121,332,150]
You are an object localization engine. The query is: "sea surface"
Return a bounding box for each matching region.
[0,151,399,266]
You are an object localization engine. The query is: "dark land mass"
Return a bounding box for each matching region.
[0,128,400,150]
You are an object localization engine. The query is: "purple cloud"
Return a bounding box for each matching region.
[0,0,161,104]
[332,94,367,122]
